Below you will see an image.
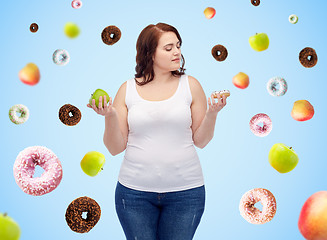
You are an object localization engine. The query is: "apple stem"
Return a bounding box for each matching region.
[4,212,7,217]
[101,168,103,171]
[290,147,292,149]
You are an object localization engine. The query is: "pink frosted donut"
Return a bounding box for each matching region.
[239,188,277,224]
[249,113,272,137]
[13,146,63,196]
[71,0,82,9]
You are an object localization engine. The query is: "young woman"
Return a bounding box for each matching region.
[87,22,227,240]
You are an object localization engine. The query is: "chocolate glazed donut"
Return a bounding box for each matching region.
[251,0,260,6]
[30,23,39,33]
[59,104,82,126]
[101,25,122,45]
[299,47,318,68]
[211,44,228,62]
[65,196,101,233]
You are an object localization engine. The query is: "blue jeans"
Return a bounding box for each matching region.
[115,182,205,240]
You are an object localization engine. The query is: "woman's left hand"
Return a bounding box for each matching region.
[207,94,227,116]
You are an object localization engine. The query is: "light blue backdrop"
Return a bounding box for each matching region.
[1,0,326,239]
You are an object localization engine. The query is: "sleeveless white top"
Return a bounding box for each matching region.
[118,74,204,193]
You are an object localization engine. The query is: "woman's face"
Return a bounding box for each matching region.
[152,31,181,73]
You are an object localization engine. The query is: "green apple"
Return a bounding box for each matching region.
[0,213,21,240]
[64,22,80,38]
[89,89,110,108]
[80,151,105,176]
[249,33,269,51]
[268,143,299,173]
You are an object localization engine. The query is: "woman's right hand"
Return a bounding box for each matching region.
[87,95,116,117]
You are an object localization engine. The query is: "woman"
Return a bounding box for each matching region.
[87,23,227,240]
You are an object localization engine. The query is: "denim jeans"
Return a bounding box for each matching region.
[115,182,205,240]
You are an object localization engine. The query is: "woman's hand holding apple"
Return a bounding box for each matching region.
[87,95,116,117]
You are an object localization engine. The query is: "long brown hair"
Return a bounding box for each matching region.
[134,23,186,86]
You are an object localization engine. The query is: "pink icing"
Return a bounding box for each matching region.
[249,113,272,137]
[13,146,63,196]
[239,188,277,224]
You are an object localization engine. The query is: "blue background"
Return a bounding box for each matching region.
[1,0,326,239]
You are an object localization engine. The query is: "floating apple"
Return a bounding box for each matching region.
[268,143,299,173]
[291,100,314,121]
[0,213,21,240]
[299,191,327,240]
[64,22,80,38]
[204,7,216,19]
[80,151,105,176]
[232,72,249,89]
[18,63,40,86]
[249,33,269,52]
[89,89,110,108]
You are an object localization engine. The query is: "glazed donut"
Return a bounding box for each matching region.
[299,47,318,68]
[59,104,81,126]
[65,196,101,233]
[289,14,298,24]
[251,0,260,6]
[239,188,277,224]
[30,23,39,33]
[71,0,82,9]
[266,77,288,97]
[212,90,230,98]
[53,49,70,66]
[101,25,121,45]
[13,146,63,196]
[211,44,228,62]
[249,113,272,137]
[9,104,29,125]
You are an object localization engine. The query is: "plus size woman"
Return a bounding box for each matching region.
[88,22,228,240]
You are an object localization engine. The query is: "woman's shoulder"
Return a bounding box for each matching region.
[187,75,203,92]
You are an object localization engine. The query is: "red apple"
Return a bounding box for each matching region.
[291,100,314,121]
[204,7,216,19]
[18,63,40,86]
[299,191,327,240]
[232,72,249,89]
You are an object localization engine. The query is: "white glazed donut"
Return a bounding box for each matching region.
[289,14,298,24]
[249,113,272,137]
[71,0,82,9]
[9,104,29,124]
[13,146,63,196]
[53,49,70,66]
[266,77,288,97]
[239,188,277,224]
[212,90,230,98]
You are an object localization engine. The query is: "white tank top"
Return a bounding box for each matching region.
[118,74,204,193]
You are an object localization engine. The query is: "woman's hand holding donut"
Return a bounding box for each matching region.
[207,93,227,117]
[87,95,116,117]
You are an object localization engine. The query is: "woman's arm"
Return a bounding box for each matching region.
[104,82,129,156]
[87,82,129,156]
[189,76,227,149]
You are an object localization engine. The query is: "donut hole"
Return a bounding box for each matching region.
[69,111,74,117]
[59,54,67,62]
[16,111,25,118]
[216,50,221,56]
[271,83,280,91]
[307,55,312,61]
[254,202,263,212]
[33,165,45,178]
[81,211,88,219]
[110,33,115,39]
[257,122,264,128]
